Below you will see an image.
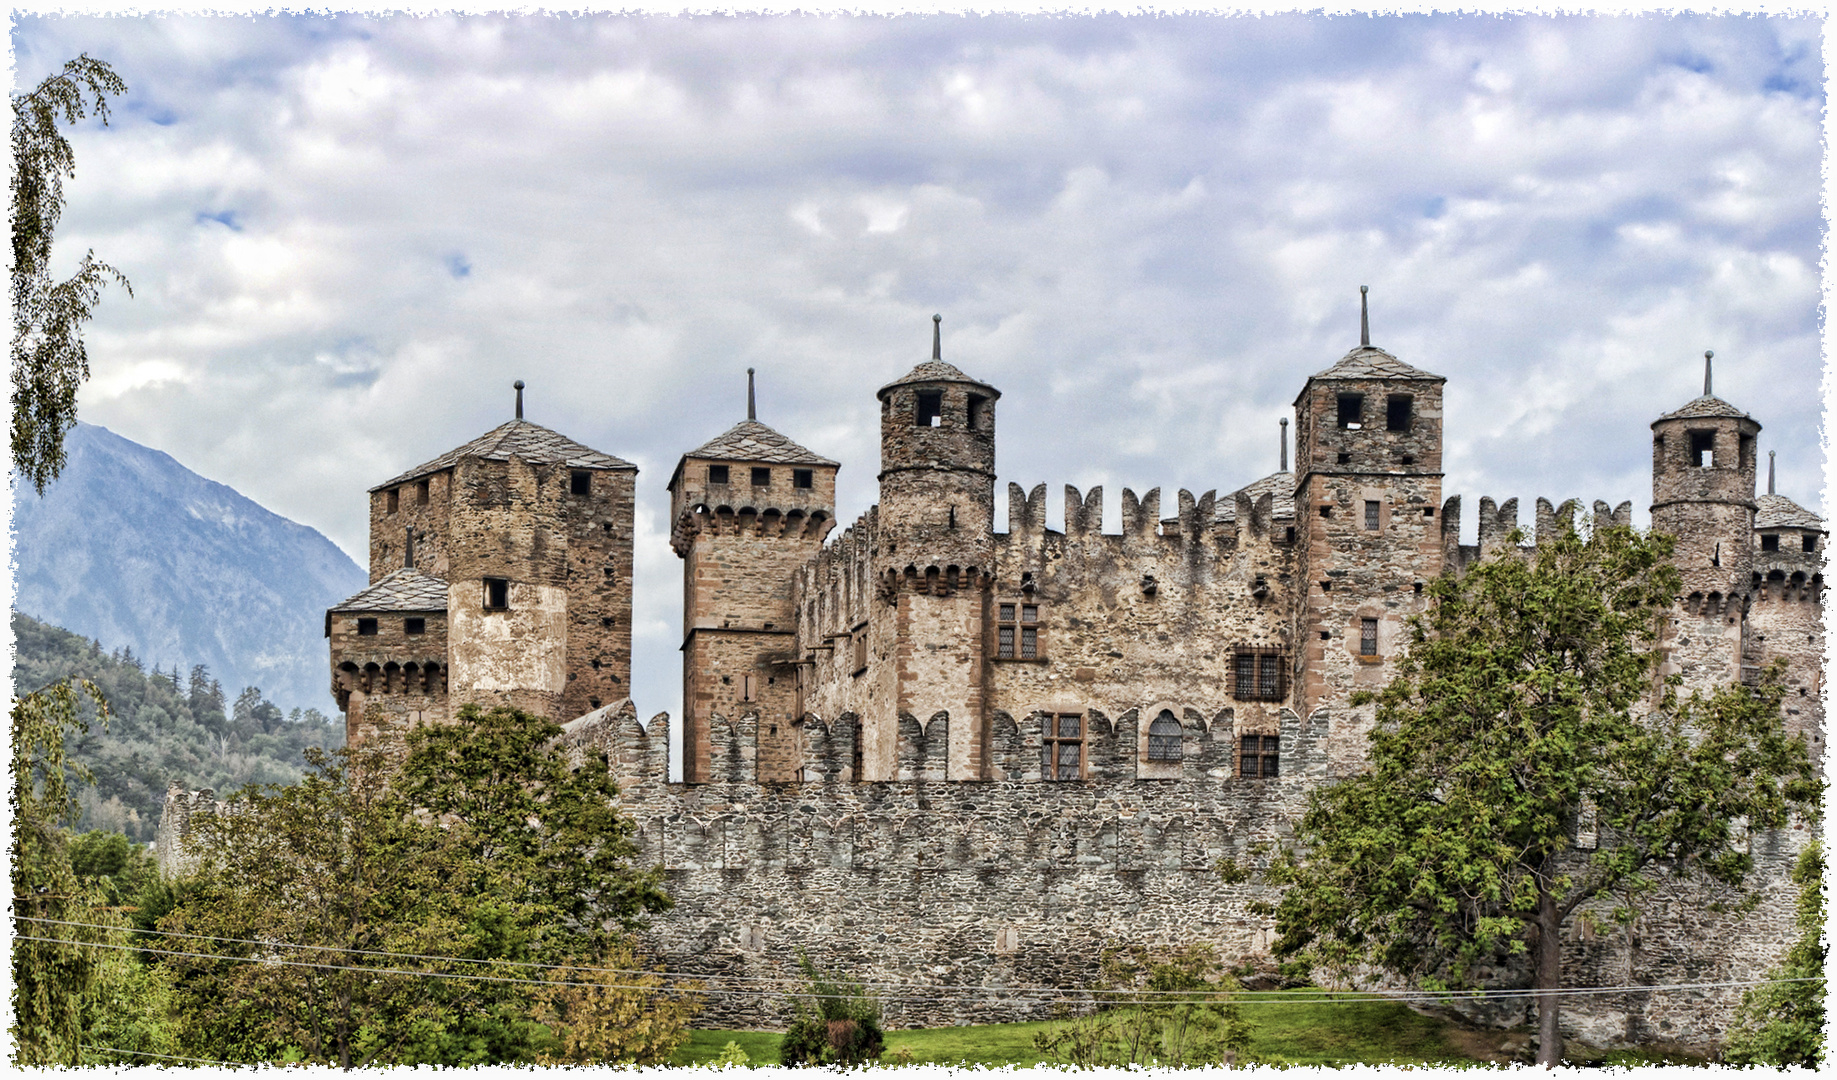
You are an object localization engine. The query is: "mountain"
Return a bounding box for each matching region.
[11,422,367,714]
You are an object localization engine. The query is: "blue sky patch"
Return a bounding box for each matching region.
[196,211,242,231]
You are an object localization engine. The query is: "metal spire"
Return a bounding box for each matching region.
[1359,286,1370,348]
[514,380,525,419]
[747,368,757,421]
[1703,350,1714,397]
[1279,417,1289,473]
[932,314,942,360]
[1768,450,1776,495]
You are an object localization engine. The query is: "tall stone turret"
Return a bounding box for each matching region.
[1649,351,1761,691]
[1292,289,1445,772]
[867,316,1001,779]
[670,370,839,782]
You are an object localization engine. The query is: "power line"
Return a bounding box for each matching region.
[80,1044,244,1067]
[14,930,1820,1007]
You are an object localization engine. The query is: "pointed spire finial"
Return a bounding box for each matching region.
[932,314,942,360]
[1359,285,1370,348]
[747,368,756,421]
[514,379,525,419]
[1279,417,1289,473]
[1703,350,1714,397]
[1768,450,1776,495]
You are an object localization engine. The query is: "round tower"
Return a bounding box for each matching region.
[874,315,1000,579]
[1649,351,1760,599]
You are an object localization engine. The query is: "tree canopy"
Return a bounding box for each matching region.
[1265,525,1818,1066]
[11,54,129,494]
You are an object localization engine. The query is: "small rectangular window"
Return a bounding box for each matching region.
[1337,394,1363,430]
[967,394,987,430]
[484,578,509,611]
[1319,506,1332,518]
[1365,501,1381,530]
[1241,735,1279,779]
[1021,604,1038,623]
[999,604,1015,622]
[1804,535,1818,553]
[1386,395,1412,432]
[1761,534,1780,552]
[751,467,771,487]
[793,469,813,489]
[386,489,400,513]
[1233,650,1286,701]
[1360,618,1378,656]
[571,470,591,496]
[853,632,868,674]
[708,465,730,485]
[416,479,430,505]
[996,602,1041,660]
[404,617,425,635]
[1042,714,1084,781]
[357,618,378,636]
[916,390,943,427]
[1690,430,1715,468]
[998,626,1015,658]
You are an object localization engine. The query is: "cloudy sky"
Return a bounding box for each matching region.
[12,8,1826,721]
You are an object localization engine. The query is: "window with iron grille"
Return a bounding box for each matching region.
[1360,618,1378,656]
[1232,649,1286,701]
[1147,710,1183,761]
[1241,734,1279,778]
[1364,500,1380,530]
[1042,713,1084,780]
[996,602,1040,659]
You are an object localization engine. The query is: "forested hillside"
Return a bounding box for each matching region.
[11,611,344,842]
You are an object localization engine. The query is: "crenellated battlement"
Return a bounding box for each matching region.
[1439,495,1634,574]
[998,482,1292,549]
[672,502,835,556]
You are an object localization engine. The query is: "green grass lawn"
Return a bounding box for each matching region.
[672,991,1478,1068]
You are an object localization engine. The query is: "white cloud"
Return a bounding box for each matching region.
[14,11,1823,722]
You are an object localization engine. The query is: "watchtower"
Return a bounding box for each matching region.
[670,371,839,782]
[1650,351,1761,688]
[1292,289,1445,765]
[868,316,1001,779]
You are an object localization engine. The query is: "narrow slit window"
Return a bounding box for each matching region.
[386,488,400,513]
[967,394,987,430]
[416,479,430,505]
[916,390,944,427]
[853,632,868,674]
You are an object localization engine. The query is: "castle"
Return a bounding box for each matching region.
[168,300,1825,1050]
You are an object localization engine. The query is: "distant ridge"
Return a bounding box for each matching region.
[10,422,367,713]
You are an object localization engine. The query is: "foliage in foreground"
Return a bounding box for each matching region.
[1032,944,1256,1067]
[159,704,688,1066]
[12,54,130,494]
[1265,524,1819,1066]
[1720,840,1825,1066]
[779,954,886,1067]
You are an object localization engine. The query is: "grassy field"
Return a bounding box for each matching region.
[672,991,1476,1068]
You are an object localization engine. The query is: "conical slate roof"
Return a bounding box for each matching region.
[372,419,634,491]
[1654,395,1753,423]
[1755,493,1825,531]
[879,359,999,397]
[1309,346,1443,382]
[329,567,450,613]
[683,419,838,466]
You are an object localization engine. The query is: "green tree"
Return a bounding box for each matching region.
[11,54,130,494]
[1720,840,1825,1066]
[1032,945,1254,1068]
[160,705,686,1066]
[779,954,886,1067]
[1265,525,1818,1066]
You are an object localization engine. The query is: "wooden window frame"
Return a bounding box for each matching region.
[995,601,1042,660]
[1240,734,1279,779]
[1232,648,1286,702]
[1041,712,1085,781]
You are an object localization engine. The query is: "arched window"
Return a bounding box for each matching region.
[1147,711,1183,761]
